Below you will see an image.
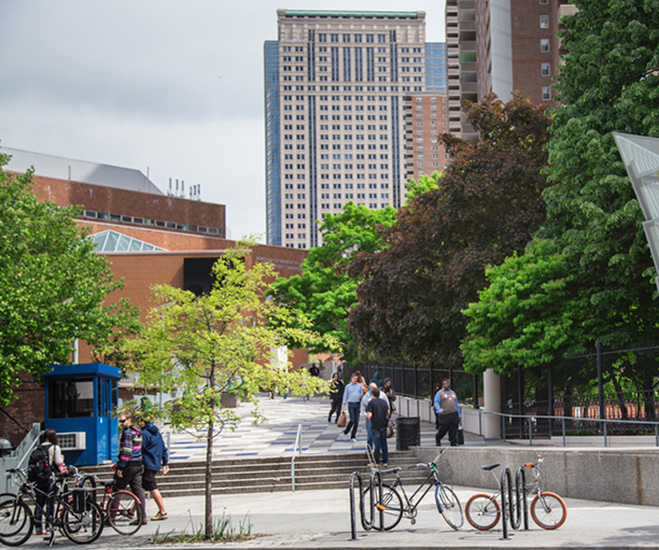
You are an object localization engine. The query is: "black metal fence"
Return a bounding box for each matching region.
[503,343,659,439]
[357,364,481,408]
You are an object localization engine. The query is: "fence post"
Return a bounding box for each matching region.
[597,339,605,428]
[562,418,566,447]
[528,417,533,446]
[603,421,608,447]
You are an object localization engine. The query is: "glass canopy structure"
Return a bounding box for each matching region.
[613,132,659,293]
[89,230,166,253]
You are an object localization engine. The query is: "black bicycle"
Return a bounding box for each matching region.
[362,450,464,531]
[0,467,103,546]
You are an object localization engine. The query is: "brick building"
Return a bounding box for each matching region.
[1,147,308,445]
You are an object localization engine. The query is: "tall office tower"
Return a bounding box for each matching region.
[265,9,445,250]
[447,0,576,142]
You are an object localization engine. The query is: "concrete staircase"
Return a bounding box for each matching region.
[77,450,432,497]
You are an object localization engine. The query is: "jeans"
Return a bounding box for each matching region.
[372,427,388,464]
[344,402,360,439]
[365,418,373,449]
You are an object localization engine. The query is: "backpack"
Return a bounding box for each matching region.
[27,444,53,483]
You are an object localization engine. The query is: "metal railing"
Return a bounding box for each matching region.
[291,423,303,492]
[476,410,659,447]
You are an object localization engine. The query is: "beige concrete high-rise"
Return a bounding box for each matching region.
[265,9,446,249]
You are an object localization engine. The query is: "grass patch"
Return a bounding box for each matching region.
[150,510,253,544]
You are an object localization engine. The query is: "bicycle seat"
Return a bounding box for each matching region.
[380,467,402,475]
[481,463,500,471]
[99,480,114,488]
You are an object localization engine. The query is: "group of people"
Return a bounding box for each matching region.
[30,412,170,536]
[328,371,397,467]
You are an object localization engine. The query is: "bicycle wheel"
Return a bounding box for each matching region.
[62,500,103,544]
[435,484,464,530]
[0,499,32,546]
[107,490,143,535]
[530,492,567,530]
[362,484,403,531]
[465,493,500,530]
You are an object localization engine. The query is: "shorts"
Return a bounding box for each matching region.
[142,468,158,491]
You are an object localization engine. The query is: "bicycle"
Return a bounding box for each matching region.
[0,467,103,546]
[465,454,567,531]
[362,450,464,531]
[77,473,144,535]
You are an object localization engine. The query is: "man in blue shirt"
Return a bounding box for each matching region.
[434,378,461,446]
[341,372,365,441]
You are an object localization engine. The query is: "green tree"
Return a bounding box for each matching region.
[462,1,659,386]
[269,202,396,365]
[0,154,138,407]
[404,172,441,203]
[349,93,551,367]
[127,243,328,538]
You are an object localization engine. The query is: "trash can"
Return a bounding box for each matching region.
[396,417,421,450]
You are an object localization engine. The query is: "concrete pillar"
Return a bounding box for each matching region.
[483,369,501,439]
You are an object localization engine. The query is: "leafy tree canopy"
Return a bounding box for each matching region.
[349,93,551,367]
[269,202,396,365]
[462,1,659,378]
[0,154,138,407]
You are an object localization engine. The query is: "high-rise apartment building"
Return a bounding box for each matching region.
[264,9,446,249]
[403,93,450,182]
[447,0,575,142]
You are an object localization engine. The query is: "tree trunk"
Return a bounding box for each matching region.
[205,417,214,538]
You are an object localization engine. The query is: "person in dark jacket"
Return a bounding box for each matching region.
[328,372,345,423]
[114,412,147,525]
[141,420,170,521]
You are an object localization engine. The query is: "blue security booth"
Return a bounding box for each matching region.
[44,363,120,466]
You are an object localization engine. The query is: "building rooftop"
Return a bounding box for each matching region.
[281,9,421,19]
[1,146,163,196]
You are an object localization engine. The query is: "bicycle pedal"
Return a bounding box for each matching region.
[376,504,386,511]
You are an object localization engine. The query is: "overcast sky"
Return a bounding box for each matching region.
[0,1,446,241]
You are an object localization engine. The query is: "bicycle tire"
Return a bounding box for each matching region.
[361,483,403,531]
[107,490,143,535]
[0,498,32,546]
[62,499,103,544]
[465,493,500,530]
[530,492,567,530]
[435,484,463,530]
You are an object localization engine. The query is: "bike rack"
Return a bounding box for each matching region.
[499,466,529,539]
[349,467,389,540]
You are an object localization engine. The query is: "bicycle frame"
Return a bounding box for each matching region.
[388,463,444,520]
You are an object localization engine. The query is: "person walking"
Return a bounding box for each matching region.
[366,387,390,467]
[341,372,365,441]
[434,378,461,446]
[328,372,344,423]
[31,429,65,537]
[141,419,170,521]
[114,412,147,525]
[361,382,390,451]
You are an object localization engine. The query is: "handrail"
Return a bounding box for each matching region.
[476,409,659,447]
[291,423,303,492]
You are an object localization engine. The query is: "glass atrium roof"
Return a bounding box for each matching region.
[89,230,166,252]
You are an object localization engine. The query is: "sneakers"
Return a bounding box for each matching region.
[151,511,168,521]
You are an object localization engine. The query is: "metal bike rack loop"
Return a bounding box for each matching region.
[349,468,386,540]
[499,466,529,540]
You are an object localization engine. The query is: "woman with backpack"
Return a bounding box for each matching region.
[31,428,65,536]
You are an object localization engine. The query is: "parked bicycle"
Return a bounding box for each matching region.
[0,467,103,546]
[77,473,144,535]
[465,455,567,531]
[362,450,464,531]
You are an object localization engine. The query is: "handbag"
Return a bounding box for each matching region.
[457,423,465,445]
[386,420,396,439]
[337,412,347,428]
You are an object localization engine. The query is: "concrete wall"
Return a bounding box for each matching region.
[414,446,659,507]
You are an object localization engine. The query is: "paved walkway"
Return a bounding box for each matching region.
[165,394,484,462]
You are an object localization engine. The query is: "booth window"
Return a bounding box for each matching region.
[49,379,95,418]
